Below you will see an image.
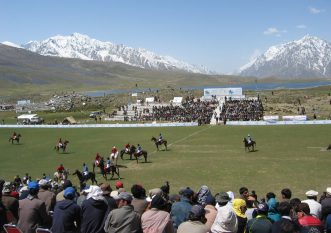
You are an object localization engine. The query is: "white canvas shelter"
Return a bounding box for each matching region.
[17,114,39,121]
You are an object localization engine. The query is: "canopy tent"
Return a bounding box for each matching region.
[62,116,77,124]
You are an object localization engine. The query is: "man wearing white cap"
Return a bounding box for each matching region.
[302,190,321,219]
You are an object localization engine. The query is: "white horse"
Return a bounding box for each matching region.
[53,169,69,182]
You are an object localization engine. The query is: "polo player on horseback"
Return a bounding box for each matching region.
[12,132,17,140]
[158,133,163,144]
[125,143,130,153]
[136,144,142,155]
[57,164,65,174]
[94,153,101,167]
[82,163,89,177]
[247,134,253,144]
[58,138,63,148]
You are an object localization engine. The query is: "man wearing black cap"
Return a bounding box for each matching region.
[18,181,51,233]
[170,187,194,230]
[247,203,272,233]
[104,192,141,233]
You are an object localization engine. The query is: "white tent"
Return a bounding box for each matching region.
[17,114,39,120]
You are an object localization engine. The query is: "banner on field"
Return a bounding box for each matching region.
[282,115,307,121]
[263,116,279,121]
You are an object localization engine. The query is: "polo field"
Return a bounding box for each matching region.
[1,124,330,198]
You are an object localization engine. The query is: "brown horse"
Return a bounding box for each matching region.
[133,150,148,164]
[9,134,22,144]
[151,136,167,151]
[54,140,69,153]
[243,138,256,152]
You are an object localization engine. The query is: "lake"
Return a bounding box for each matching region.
[85,80,331,97]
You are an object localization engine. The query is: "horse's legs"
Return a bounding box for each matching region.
[144,155,147,163]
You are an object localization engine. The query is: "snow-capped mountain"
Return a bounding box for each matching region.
[1,41,22,48]
[21,33,211,74]
[240,35,331,78]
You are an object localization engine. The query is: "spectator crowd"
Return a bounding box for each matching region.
[220,98,264,122]
[1,174,331,233]
[140,98,218,125]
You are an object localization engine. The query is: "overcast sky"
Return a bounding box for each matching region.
[1,0,330,74]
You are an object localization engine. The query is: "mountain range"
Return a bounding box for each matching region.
[239,35,331,79]
[17,33,211,75]
[1,33,331,82]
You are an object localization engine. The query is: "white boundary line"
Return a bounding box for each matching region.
[149,125,212,156]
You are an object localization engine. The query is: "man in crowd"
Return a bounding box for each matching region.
[18,181,51,233]
[104,192,141,233]
[177,204,209,233]
[247,203,273,233]
[171,187,194,230]
[81,185,108,233]
[296,202,323,233]
[280,188,292,203]
[1,182,19,222]
[37,179,56,213]
[211,192,238,233]
[51,187,81,233]
[301,190,321,219]
[141,193,174,233]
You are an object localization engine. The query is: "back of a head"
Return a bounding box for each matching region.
[297,202,310,215]
[266,192,276,200]
[277,201,292,216]
[131,184,146,198]
[151,194,167,210]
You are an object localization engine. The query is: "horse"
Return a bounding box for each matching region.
[104,164,121,180]
[243,137,256,152]
[53,169,69,182]
[54,140,69,153]
[9,134,22,144]
[120,145,136,160]
[72,169,97,185]
[151,136,167,151]
[133,150,148,164]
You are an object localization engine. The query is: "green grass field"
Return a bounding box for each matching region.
[1,125,330,199]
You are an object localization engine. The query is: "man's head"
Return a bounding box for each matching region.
[215,192,231,205]
[100,183,112,196]
[277,201,292,216]
[188,204,206,223]
[181,188,194,200]
[296,202,310,218]
[281,188,292,200]
[131,184,146,199]
[115,181,123,189]
[38,179,49,190]
[28,181,40,196]
[64,187,76,200]
[305,190,318,200]
[256,203,269,215]
[239,187,249,200]
[114,192,133,207]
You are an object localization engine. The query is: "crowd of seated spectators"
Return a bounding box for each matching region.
[220,98,264,121]
[1,173,331,233]
[139,97,218,125]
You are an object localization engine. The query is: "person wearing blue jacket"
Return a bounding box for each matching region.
[51,187,81,233]
[266,192,281,223]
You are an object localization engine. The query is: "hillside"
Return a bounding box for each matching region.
[0,44,255,96]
